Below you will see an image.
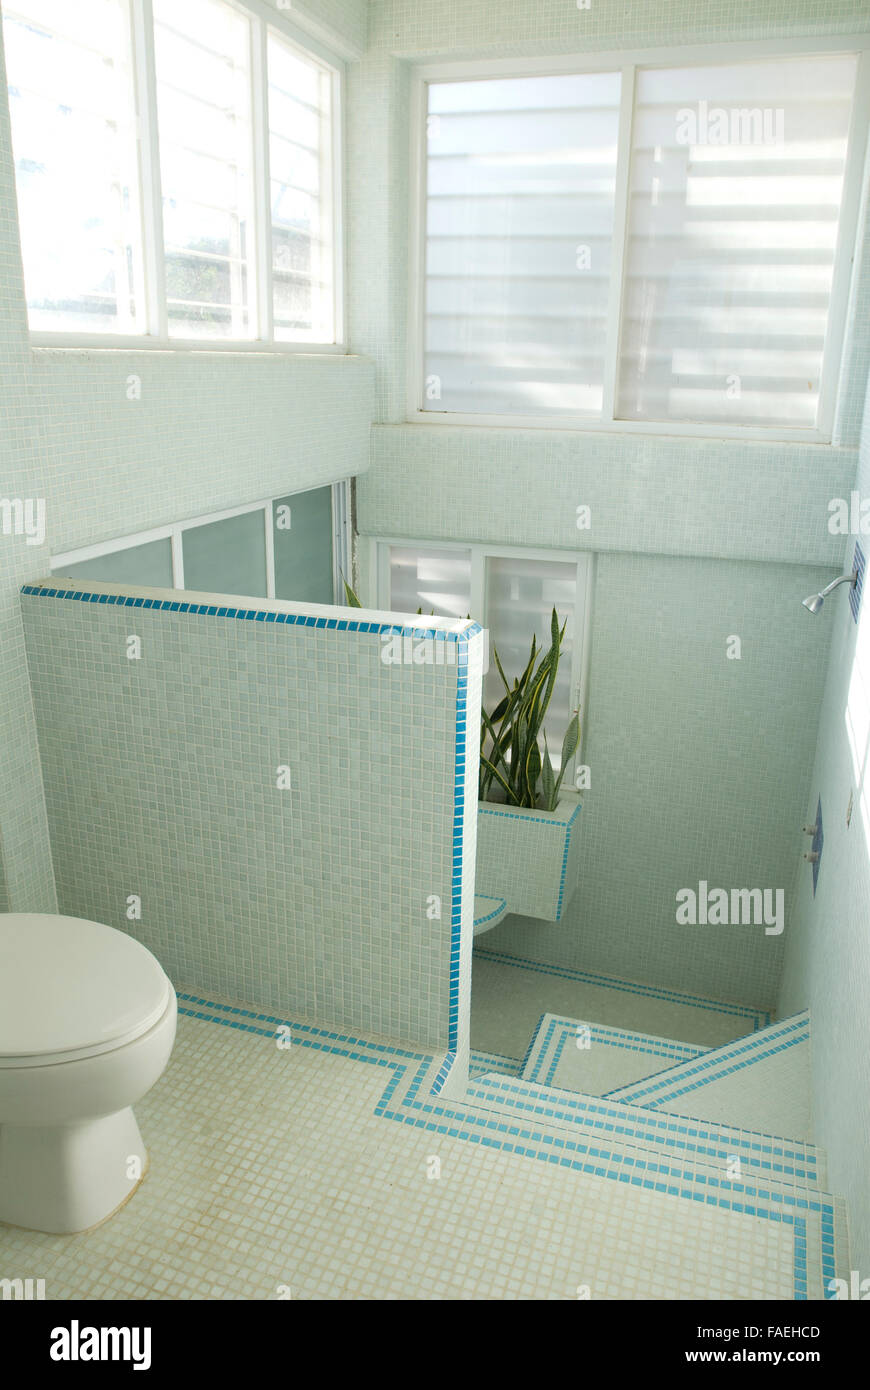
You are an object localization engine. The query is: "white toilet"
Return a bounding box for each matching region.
[0,913,176,1234]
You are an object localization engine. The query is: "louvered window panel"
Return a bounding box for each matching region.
[424,72,621,418]
[388,546,473,619]
[484,556,578,758]
[616,54,859,428]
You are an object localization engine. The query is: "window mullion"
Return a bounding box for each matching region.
[131,0,167,338]
[170,530,185,589]
[471,548,487,632]
[251,18,273,342]
[264,502,276,598]
[825,48,870,443]
[600,64,636,425]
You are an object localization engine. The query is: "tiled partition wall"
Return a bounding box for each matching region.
[20,579,485,1061]
[351,0,870,1007]
[779,367,870,1278]
[0,5,374,914]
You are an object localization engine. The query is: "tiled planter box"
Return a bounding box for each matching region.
[475,798,582,922]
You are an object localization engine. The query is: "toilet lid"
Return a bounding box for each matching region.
[0,914,171,1061]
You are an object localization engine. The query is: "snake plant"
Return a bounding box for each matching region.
[479,606,579,812]
[341,579,578,813]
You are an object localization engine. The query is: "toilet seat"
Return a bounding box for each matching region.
[0,913,172,1068]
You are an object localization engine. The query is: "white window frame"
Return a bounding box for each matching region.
[368,536,594,767]
[408,36,870,443]
[51,479,352,600]
[13,0,346,353]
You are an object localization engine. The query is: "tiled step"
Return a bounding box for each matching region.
[469,1047,522,1079]
[520,1011,709,1096]
[467,1068,828,1191]
[472,895,509,938]
[606,1011,812,1140]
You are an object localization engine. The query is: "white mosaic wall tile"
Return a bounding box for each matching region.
[487,553,833,1004]
[779,365,870,1277]
[0,18,56,914]
[476,798,580,921]
[264,0,367,57]
[360,427,856,567]
[349,0,870,1011]
[0,9,375,910]
[21,583,484,1051]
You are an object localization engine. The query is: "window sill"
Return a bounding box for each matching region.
[30,335,350,358]
[407,410,833,447]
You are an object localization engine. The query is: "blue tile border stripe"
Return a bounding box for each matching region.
[20,583,484,644]
[477,803,581,920]
[474,947,770,1027]
[467,1071,821,1182]
[473,895,508,929]
[608,1012,810,1107]
[176,994,839,1300]
[525,1014,705,1089]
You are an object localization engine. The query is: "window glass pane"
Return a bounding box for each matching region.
[617,54,858,428]
[3,0,145,333]
[389,546,472,619]
[273,487,334,604]
[52,538,173,587]
[424,72,621,417]
[182,510,267,597]
[268,31,335,343]
[153,0,255,339]
[485,556,578,756]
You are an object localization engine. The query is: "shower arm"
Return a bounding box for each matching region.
[818,570,858,599]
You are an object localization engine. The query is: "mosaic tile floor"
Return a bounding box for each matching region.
[521,1013,708,1095]
[0,995,845,1300]
[471,948,768,1059]
[609,1013,813,1138]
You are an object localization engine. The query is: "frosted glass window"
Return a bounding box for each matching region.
[2,0,145,333]
[617,54,859,428]
[153,0,255,339]
[268,33,336,343]
[424,72,621,417]
[273,487,334,604]
[182,510,267,597]
[388,547,472,619]
[485,556,578,754]
[52,538,173,588]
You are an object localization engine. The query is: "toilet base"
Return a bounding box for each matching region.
[0,1108,147,1234]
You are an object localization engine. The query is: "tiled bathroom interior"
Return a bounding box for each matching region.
[0,0,869,1309]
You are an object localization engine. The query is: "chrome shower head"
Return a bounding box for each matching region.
[801,570,857,615]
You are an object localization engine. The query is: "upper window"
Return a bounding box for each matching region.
[51,482,351,605]
[417,50,864,436]
[2,0,342,347]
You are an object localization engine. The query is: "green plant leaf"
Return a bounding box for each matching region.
[493,644,513,697]
[341,574,362,607]
[540,732,557,812]
[552,710,581,802]
[480,755,520,805]
[525,738,542,807]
